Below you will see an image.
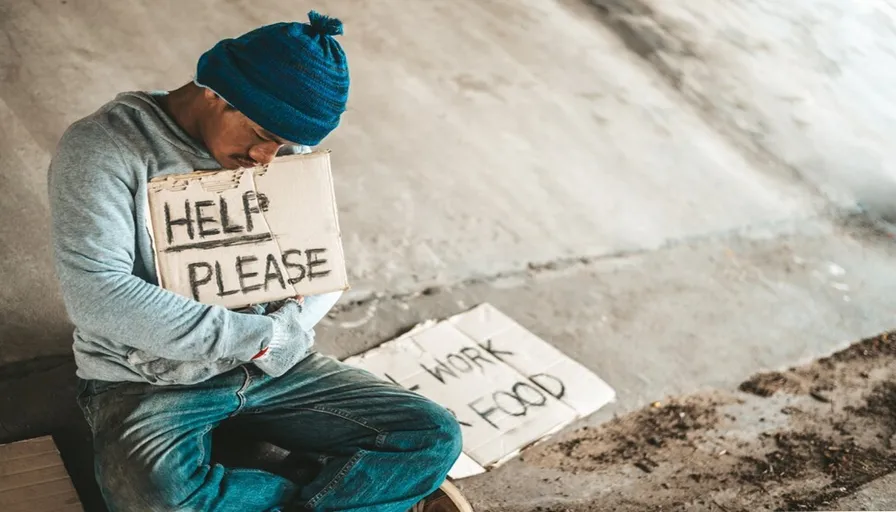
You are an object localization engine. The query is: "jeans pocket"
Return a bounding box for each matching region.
[80,380,152,435]
[76,380,100,431]
[75,378,89,402]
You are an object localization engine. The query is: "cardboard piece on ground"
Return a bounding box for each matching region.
[344,303,616,478]
[0,436,83,512]
[147,151,349,309]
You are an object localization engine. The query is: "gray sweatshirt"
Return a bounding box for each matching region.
[48,91,341,385]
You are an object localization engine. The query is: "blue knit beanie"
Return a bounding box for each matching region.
[195,11,349,146]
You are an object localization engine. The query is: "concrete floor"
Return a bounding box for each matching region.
[1,0,895,510]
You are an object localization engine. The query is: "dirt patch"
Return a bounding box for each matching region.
[827,332,896,363]
[543,399,723,474]
[738,430,896,509]
[850,381,896,438]
[507,331,896,512]
[738,333,896,401]
[741,372,896,511]
[739,371,802,397]
[742,432,830,481]
[779,445,896,511]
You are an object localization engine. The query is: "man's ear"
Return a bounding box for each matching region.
[202,86,219,103]
[203,88,234,111]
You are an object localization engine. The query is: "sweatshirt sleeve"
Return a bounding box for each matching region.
[48,120,274,362]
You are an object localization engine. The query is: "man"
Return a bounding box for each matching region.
[48,11,472,512]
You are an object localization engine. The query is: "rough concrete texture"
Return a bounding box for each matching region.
[2,0,896,509]
[588,0,896,221]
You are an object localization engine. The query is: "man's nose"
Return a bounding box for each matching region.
[248,142,283,165]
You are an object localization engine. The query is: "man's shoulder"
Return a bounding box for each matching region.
[50,92,162,185]
[63,92,157,144]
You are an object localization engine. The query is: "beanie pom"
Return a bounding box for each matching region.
[307,10,344,36]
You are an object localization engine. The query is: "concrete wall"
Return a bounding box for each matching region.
[0,0,821,363]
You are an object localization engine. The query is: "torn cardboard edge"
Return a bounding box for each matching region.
[345,303,616,479]
[146,151,349,309]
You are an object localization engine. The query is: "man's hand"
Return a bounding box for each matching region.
[252,297,315,377]
[262,295,304,314]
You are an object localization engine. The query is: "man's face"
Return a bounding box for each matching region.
[199,89,296,170]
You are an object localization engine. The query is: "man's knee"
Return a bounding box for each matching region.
[403,400,463,497]
[407,399,463,469]
[430,404,464,463]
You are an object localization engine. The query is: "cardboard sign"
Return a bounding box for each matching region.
[344,304,616,478]
[147,152,348,309]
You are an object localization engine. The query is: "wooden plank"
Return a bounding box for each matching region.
[0,465,70,493]
[0,436,82,511]
[6,490,82,512]
[0,452,63,477]
[0,478,77,505]
[0,437,56,460]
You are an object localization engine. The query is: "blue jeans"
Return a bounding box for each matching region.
[76,353,463,511]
